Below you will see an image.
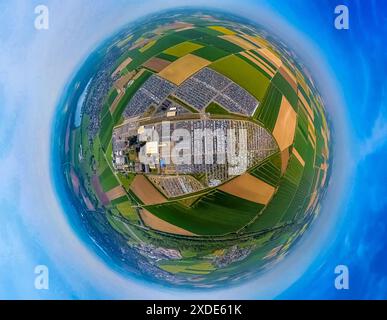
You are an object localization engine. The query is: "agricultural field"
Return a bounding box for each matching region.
[210,54,270,101]
[130,175,167,205]
[218,173,276,205]
[205,102,230,115]
[145,191,264,236]
[163,41,204,57]
[192,45,230,62]
[158,54,211,85]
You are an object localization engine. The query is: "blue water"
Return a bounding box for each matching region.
[74,79,92,127]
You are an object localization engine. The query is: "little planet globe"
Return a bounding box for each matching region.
[56,9,332,288]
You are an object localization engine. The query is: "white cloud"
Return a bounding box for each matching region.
[359,107,387,160]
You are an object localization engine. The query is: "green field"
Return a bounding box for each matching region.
[136,34,188,59]
[298,84,311,108]
[245,154,306,232]
[280,164,314,223]
[100,88,118,119]
[293,112,315,165]
[107,89,118,105]
[278,111,317,223]
[244,178,298,233]
[117,173,136,190]
[237,53,272,80]
[100,102,110,120]
[106,212,141,242]
[163,41,203,57]
[156,52,179,62]
[117,34,187,73]
[199,26,224,36]
[99,166,120,192]
[174,28,209,40]
[159,260,215,275]
[284,155,304,186]
[109,195,140,223]
[210,55,270,101]
[272,72,298,111]
[110,195,127,206]
[205,102,230,115]
[145,190,263,235]
[105,141,113,164]
[253,84,282,130]
[116,201,138,222]
[99,112,114,151]
[192,45,230,62]
[250,152,282,186]
[198,35,243,54]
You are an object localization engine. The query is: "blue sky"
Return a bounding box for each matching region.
[0,0,386,299]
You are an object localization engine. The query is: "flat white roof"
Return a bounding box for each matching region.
[145,141,159,154]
